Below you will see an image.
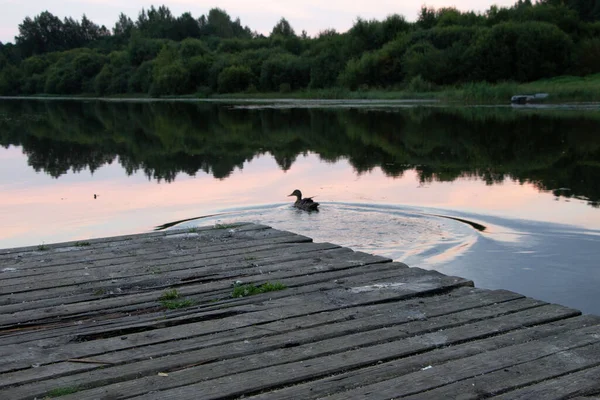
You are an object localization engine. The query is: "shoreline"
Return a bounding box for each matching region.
[2,96,600,110]
[2,74,600,104]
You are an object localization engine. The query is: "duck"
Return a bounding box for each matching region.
[288,189,319,211]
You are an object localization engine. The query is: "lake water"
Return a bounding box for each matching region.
[1,99,600,314]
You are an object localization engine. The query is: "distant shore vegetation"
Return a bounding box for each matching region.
[0,1,599,100]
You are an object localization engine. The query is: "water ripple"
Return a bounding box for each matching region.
[169,202,481,269]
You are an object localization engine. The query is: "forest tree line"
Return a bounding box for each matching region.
[0,0,599,96]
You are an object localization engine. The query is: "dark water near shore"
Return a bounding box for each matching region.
[1,99,600,314]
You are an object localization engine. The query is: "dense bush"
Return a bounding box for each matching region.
[217,65,253,92]
[307,33,346,89]
[260,54,309,91]
[94,51,131,95]
[0,65,23,95]
[573,38,600,75]
[186,55,212,90]
[151,44,190,95]
[128,60,154,93]
[128,33,166,66]
[179,38,209,58]
[471,21,573,82]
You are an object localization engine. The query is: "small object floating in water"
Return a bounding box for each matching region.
[288,189,319,212]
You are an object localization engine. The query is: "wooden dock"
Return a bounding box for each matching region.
[1,222,599,399]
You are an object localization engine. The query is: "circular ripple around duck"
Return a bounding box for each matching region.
[175,202,481,269]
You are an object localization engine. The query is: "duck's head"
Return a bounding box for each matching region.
[288,189,302,198]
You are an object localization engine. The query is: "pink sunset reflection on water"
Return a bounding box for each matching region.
[1,151,598,249]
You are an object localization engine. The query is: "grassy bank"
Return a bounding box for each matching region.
[4,74,600,104]
[210,74,600,104]
[441,74,600,103]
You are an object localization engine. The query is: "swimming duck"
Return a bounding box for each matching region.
[288,189,319,211]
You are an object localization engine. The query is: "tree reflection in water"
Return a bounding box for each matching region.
[1,99,599,208]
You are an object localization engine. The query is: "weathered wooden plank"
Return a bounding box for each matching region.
[0,225,178,257]
[403,342,600,399]
[0,236,306,286]
[0,264,469,365]
[0,223,266,262]
[317,323,600,400]
[0,256,406,328]
[0,250,393,344]
[0,284,496,350]
[5,231,310,286]
[0,246,367,310]
[245,314,600,400]
[0,288,524,389]
[0,296,559,399]
[0,245,368,308]
[80,305,581,400]
[0,230,314,287]
[0,237,310,295]
[90,264,469,333]
[489,365,600,399]
[0,257,403,346]
[12,302,579,400]
[0,241,343,299]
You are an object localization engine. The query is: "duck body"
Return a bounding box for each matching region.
[288,189,319,211]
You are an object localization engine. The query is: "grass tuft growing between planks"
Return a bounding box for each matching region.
[158,289,195,309]
[231,281,287,298]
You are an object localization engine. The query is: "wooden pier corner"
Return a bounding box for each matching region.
[1,222,599,399]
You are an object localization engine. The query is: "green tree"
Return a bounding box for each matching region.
[339,33,409,89]
[260,53,309,91]
[127,30,165,65]
[151,44,190,95]
[128,60,154,93]
[308,31,346,88]
[136,5,175,39]
[0,65,23,95]
[271,18,296,37]
[417,6,437,29]
[204,8,234,38]
[172,12,201,40]
[346,18,385,56]
[21,55,50,75]
[186,55,212,90]
[179,38,209,58]
[93,51,131,95]
[113,13,134,41]
[16,11,64,56]
[217,65,253,92]
[381,14,411,42]
[471,22,573,82]
[573,38,600,75]
[563,0,600,21]
[403,41,444,83]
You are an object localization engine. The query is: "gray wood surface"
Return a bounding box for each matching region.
[1,223,598,400]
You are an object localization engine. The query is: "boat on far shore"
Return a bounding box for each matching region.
[511,93,549,104]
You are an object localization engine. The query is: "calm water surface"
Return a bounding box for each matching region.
[1,99,599,314]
